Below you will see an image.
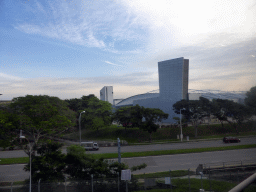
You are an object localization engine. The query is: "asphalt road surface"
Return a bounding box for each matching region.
[1,137,256,158]
[1,148,256,182]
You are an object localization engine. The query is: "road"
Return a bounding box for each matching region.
[1,148,256,182]
[1,137,256,158]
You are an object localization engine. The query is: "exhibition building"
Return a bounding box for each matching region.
[100,57,246,123]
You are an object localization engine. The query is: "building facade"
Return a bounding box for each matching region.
[133,57,189,123]
[100,86,113,105]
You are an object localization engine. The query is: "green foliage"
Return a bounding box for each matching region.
[66,145,130,180]
[112,105,144,129]
[113,106,134,129]
[173,98,209,137]
[10,95,76,146]
[66,95,113,131]
[83,97,113,131]
[212,99,251,134]
[245,86,256,115]
[0,109,19,150]
[114,105,168,141]
[24,141,66,182]
[140,107,168,142]
[65,94,96,112]
[130,163,147,172]
[174,97,253,136]
[133,170,194,179]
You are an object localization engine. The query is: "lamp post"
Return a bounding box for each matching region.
[180,108,185,142]
[79,111,85,146]
[20,134,32,192]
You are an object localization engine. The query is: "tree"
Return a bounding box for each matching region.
[113,106,133,129]
[0,109,19,150]
[113,105,144,130]
[65,94,96,112]
[245,86,256,115]
[212,99,251,134]
[65,145,145,180]
[66,95,113,131]
[24,141,66,182]
[82,97,113,131]
[173,98,210,138]
[10,95,76,155]
[140,107,169,142]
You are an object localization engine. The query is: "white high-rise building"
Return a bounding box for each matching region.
[100,86,113,105]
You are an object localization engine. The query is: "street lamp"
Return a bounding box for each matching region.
[20,133,32,192]
[180,108,185,142]
[79,111,85,146]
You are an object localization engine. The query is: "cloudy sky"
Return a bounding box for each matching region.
[1,0,256,100]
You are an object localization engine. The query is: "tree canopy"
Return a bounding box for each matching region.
[173,98,209,137]
[173,96,253,136]
[140,107,168,135]
[10,95,76,154]
[113,105,168,141]
[212,99,251,134]
[244,86,256,115]
[113,105,144,130]
[66,95,113,131]
[0,108,19,149]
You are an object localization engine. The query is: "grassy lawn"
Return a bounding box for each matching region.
[91,144,256,159]
[2,144,256,165]
[63,122,256,144]
[0,157,29,165]
[133,170,194,179]
[135,178,256,192]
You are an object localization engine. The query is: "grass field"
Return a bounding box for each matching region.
[63,121,256,143]
[135,178,256,192]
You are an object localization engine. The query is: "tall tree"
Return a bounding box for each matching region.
[112,106,133,130]
[173,98,210,138]
[140,107,169,142]
[113,105,144,130]
[24,141,66,182]
[82,97,113,131]
[244,86,256,115]
[0,109,19,150]
[10,95,76,155]
[212,99,251,134]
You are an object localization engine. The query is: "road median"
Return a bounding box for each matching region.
[1,144,256,165]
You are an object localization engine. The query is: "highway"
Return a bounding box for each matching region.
[1,137,256,158]
[1,148,256,182]
[0,137,255,182]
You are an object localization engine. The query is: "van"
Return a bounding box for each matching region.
[81,142,99,151]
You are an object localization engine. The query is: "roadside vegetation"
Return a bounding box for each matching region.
[135,178,256,192]
[133,170,194,179]
[63,122,256,144]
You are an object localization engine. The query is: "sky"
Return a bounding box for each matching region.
[1,0,256,100]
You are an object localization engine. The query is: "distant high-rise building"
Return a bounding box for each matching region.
[133,57,189,122]
[109,57,189,123]
[100,86,113,105]
[158,57,189,101]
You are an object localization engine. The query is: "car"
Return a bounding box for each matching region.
[223,136,241,143]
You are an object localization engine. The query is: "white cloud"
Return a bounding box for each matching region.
[0,73,23,81]
[104,61,123,67]
[1,72,159,100]
[14,0,145,51]
[120,0,256,51]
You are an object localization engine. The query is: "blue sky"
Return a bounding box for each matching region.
[1,0,256,100]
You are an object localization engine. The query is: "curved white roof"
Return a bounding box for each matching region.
[115,93,159,107]
[115,89,246,107]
